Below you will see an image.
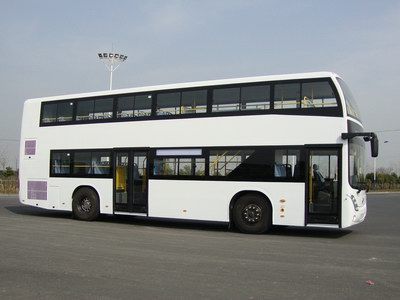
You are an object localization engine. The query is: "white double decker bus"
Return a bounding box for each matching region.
[19,72,378,233]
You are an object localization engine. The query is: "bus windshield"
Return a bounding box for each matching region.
[349,137,366,188]
[337,78,361,120]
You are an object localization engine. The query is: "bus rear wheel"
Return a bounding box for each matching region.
[72,187,100,221]
[233,194,271,234]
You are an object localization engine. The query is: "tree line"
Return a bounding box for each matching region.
[365,169,400,191]
[0,167,17,177]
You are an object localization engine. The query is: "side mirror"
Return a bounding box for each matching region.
[371,134,379,158]
[342,132,379,158]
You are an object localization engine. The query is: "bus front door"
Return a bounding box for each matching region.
[114,150,149,214]
[306,147,341,225]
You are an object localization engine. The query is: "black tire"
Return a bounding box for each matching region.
[232,194,272,234]
[72,187,100,221]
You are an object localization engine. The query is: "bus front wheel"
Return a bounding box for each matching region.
[72,187,100,221]
[233,194,271,234]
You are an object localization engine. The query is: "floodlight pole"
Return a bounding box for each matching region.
[98,52,128,90]
[109,64,114,90]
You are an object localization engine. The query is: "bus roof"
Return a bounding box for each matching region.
[26,71,340,103]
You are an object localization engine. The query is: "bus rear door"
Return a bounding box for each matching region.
[114,149,149,214]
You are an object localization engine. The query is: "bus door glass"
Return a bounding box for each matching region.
[114,150,148,214]
[115,152,129,211]
[131,151,148,213]
[306,148,340,225]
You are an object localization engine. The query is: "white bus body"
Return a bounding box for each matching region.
[19,72,377,233]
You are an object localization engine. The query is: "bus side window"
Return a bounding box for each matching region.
[274,164,287,178]
[293,163,305,179]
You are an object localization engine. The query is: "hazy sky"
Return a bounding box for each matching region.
[0,0,399,171]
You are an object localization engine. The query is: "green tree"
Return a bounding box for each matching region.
[3,167,14,177]
[366,173,374,182]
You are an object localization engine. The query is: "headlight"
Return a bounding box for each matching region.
[348,194,359,211]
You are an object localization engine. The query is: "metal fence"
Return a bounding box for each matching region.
[0,179,19,194]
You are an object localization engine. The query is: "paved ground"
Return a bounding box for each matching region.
[0,194,399,299]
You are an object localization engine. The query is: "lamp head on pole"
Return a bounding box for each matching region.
[97,51,128,90]
[98,53,128,61]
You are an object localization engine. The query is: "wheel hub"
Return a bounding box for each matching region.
[242,204,262,224]
[80,198,92,212]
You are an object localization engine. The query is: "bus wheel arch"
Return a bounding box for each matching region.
[229,191,273,234]
[72,186,100,221]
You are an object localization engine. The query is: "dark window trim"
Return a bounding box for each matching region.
[273,81,301,109]
[49,145,310,182]
[180,89,208,115]
[93,97,114,118]
[74,99,94,122]
[55,101,74,123]
[273,79,339,110]
[150,145,307,183]
[40,99,75,126]
[155,90,181,116]
[75,97,114,122]
[153,156,206,177]
[39,78,343,127]
[116,93,153,120]
[50,149,113,178]
[211,86,241,112]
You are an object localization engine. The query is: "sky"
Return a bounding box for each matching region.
[0,0,399,172]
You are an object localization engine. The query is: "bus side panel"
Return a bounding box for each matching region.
[19,177,113,214]
[148,179,305,226]
[48,178,114,214]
